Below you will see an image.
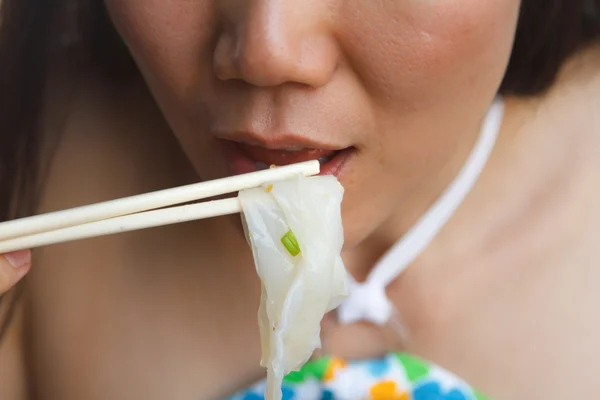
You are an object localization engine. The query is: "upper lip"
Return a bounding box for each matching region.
[214,131,344,151]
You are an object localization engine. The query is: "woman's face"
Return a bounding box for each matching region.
[106,0,520,247]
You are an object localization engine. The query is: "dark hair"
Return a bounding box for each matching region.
[0,0,599,341]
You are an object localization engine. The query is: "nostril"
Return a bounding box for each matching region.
[213,24,337,88]
[237,51,297,87]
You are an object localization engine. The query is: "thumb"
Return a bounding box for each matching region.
[0,250,31,295]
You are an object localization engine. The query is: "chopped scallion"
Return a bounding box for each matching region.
[281,229,301,257]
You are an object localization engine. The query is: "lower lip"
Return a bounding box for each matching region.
[221,142,354,178]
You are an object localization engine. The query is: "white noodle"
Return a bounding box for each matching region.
[239,175,350,400]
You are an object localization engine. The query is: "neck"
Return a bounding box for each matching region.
[322,47,600,358]
[394,89,598,339]
[342,107,491,282]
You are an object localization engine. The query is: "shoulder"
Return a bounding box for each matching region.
[501,42,600,181]
[533,42,600,145]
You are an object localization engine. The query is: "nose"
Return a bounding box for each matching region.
[213,0,338,88]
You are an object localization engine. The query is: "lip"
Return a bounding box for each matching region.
[236,143,337,165]
[214,131,343,151]
[221,139,354,178]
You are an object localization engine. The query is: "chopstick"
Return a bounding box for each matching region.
[0,198,241,253]
[0,160,320,253]
[0,160,319,241]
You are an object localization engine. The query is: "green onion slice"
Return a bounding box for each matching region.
[281,229,301,257]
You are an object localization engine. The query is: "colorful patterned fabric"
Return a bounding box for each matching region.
[226,352,488,400]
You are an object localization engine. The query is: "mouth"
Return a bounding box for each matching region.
[220,139,354,178]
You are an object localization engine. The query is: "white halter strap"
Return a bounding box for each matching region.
[338,99,505,325]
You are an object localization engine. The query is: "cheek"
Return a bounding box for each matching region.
[336,1,520,245]
[343,0,520,108]
[341,0,520,181]
[105,1,223,177]
[104,1,215,110]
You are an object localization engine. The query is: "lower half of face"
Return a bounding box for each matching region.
[106,0,520,248]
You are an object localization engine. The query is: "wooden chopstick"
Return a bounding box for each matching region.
[0,198,241,253]
[0,160,319,242]
[0,160,320,252]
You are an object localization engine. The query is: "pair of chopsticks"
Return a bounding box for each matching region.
[0,161,320,253]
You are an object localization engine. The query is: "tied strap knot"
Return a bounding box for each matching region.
[335,99,504,326]
[337,280,393,326]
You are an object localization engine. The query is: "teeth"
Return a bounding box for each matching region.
[255,157,332,169]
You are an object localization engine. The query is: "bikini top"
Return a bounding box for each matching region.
[337,98,505,326]
[227,351,488,400]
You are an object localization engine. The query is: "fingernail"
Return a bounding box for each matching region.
[5,249,31,268]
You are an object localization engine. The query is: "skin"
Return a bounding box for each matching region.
[1,1,600,399]
[105,0,519,250]
[0,251,31,293]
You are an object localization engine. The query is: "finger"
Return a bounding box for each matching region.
[0,250,31,294]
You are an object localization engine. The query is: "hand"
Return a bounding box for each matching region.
[0,250,31,295]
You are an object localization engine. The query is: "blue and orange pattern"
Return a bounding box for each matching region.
[226,353,488,400]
